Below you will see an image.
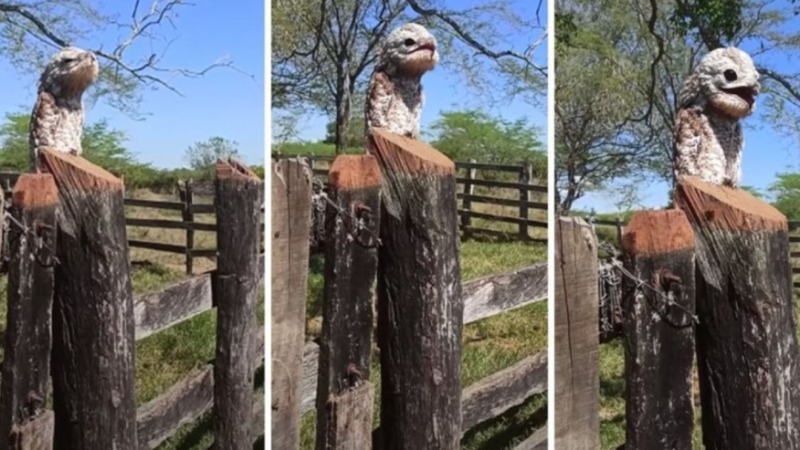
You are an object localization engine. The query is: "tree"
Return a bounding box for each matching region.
[555,0,800,213]
[770,172,800,220]
[0,1,242,116]
[428,109,546,180]
[272,0,547,153]
[184,136,240,179]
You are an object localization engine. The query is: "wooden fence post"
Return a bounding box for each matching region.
[41,150,138,449]
[213,159,263,448]
[461,159,476,239]
[621,209,696,450]
[0,174,58,449]
[368,128,463,450]
[179,180,195,275]
[271,158,312,449]
[615,217,623,247]
[554,216,599,449]
[315,155,381,449]
[519,161,532,241]
[675,176,800,449]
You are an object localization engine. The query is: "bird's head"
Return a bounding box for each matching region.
[38,46,99,97]
[379,23,439,76]
[679,47,760,118]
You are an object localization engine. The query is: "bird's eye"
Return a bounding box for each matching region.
[62,58,76,64]
[403,38,415,46]
[724,69,737,82]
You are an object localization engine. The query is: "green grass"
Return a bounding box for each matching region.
[300,240,548,449]
[0,229,264,450]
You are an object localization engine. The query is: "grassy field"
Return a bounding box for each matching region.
[301,240,548,449]
[0,188,265,450]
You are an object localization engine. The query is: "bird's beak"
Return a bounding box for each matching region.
[414,42,436,54]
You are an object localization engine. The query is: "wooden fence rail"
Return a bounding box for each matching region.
[274,155,548,242]
[0,158,265,448]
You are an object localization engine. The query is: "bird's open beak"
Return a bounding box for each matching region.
[414,42,436,54]
[722,84,759,108]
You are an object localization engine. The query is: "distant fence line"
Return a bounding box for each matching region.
[275,155,549,242]
[0,172,265,275]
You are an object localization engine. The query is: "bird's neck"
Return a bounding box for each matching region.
[44,87,83,109]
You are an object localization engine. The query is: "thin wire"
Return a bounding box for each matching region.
[319,194,382,248]
[596,236,698,328]
[3,206,60,267]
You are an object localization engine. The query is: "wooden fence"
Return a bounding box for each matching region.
[560,177,800,448]
[272,135,548,450]
[0,154,264,448]
[0,172,261,276]
[278,154,548,242]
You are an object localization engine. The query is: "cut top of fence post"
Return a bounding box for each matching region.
[367,128,455,175]
[40,148,122,191]
[675,175,786,231]
[216,157,260,181]
[328,154,382,190]
[622,209,695,256]
[12,173,58,208]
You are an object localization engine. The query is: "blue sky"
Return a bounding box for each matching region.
[272,0,547,146]
[0,2,264,169]
[575,1,800,213]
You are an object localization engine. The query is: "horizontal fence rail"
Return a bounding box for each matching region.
[0,172,265,275]
[298,263,547,417]
[273,156,549,243]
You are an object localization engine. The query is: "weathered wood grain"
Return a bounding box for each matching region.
[42,149,138,450]
[136,325,264,449]
[462,263,547,324]
[301,343,321,414]
[554,217,599,450]
[461,352,547,431]
[518,161,532,239]
[676,176,800,450]
[316,155,381,450]
[178,181,196,275]
[622,209,696,450]
[133,274,212,340]
[271,158,312,449]
[369,128,463,450]
[127,239,187,254]
[251,393,265,441]
[9,410,53,450]
[299,263,548,414]
[136,365,213,449]
[512,424,547,450]
[0,174,58,450]
[323,383,374,450]
[213,158,263,448]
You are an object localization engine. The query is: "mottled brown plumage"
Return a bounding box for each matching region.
[366,23,439,140]
[673,47,759,187]
[29,46,99,173]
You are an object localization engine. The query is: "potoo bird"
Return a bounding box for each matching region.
[366,23,439,140]
[673,47,760,188]
[29,46,99,172]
